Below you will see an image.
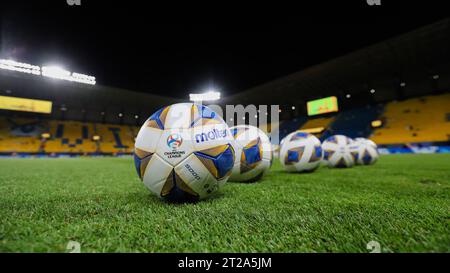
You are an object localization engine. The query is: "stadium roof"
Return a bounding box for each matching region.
[3,2,448,97]
[222,18,450,109]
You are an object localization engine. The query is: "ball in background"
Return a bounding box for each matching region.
[322,135,355,168]
[352,137,379,165]
[229,125,273,182]
[279,131,323,172]
[354,137,378,148]
[134,103,235,202]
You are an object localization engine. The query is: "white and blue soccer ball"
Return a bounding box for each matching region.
[228,125,272,182]
[352,137,379,165]
[322,135,355,168]
[279,131,323,172]
[134,103,235,202]
[354,137,377,149]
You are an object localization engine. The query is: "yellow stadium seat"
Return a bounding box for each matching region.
[371,94,450,144]
[0,118,139,154]
[299,116,335,137]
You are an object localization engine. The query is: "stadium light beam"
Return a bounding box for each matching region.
[42,66,71,79]
[42,65,96,85]
[0,58,96,85]
[0,59,41,75]
[189,91,221,102]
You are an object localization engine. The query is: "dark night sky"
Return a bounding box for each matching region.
[1,1,448,98]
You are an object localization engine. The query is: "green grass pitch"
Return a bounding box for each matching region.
[0,154,449,252]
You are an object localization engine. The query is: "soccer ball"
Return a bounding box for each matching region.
[228,125,272,182]
[280,135,288,147]
[354,137,377,148]
[134,103,235,202]
[322,135,355,168]
[279,131,323,172]
[352,138,379,165]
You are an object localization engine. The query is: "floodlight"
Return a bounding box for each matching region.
[42,66,71,79]
[0,59,41,75]
[189,91,221,102]
[371,120,383,128]
[0,58,96,85]
[41,133,51,139]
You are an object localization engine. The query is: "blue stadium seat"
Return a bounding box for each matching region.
[56,124,64,138]
[321,105,384,140]
[109,127,128,148]
[279,117,308,140]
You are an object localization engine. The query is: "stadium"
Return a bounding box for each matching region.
[0,4,449,255]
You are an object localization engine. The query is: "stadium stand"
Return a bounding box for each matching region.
[94,123,136,154]
[279,117,307,140]
[321,105,384,140]
[45,120,97,154]
[2,93,449,154]
[0,118,43,153]
[276,93,450,146]
[298,116,335,138]
[0,118,139,154]
[371,94,450,144]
